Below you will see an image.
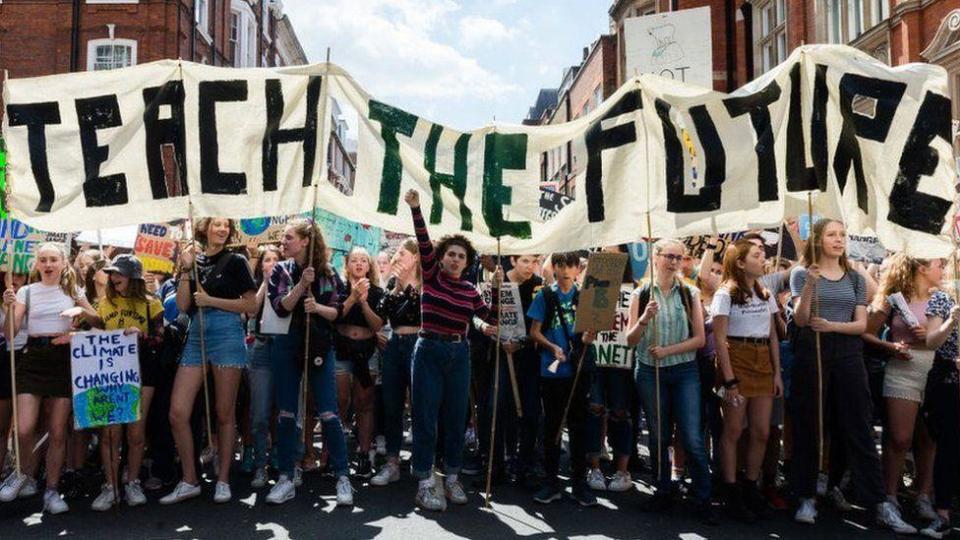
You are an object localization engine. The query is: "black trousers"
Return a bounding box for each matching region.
[923,358,960,511]
[788,330,883,504]
[488,346,541,473]
[541,373,589,484]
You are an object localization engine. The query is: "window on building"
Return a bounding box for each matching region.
[868,0,889,27]
[230,0,256,67]
[230,11,240,66]
[87,39,137,71]
[593,84,603,110]
[826,0,883,44]
[755,0,786,74]
[195,0,209,36]
[846,0,864,41]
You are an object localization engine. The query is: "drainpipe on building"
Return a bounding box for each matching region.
[210,0,217,66]
[725,0,737,91]
[70,0,81,72]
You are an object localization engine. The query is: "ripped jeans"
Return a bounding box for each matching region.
[272,330,349,478]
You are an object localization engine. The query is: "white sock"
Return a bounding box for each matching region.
[446,474,458,486]
[419,477,434,489]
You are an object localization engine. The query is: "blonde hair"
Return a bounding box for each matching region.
[32,243,79,300]
[653,238,685,255]
[343,246,380,285]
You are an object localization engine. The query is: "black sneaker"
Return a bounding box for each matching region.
[741,480,768,519]
[697,500,721,526]
[921,516,952,539]
[534,482,562,504]
[640,491,674,513]
[355,455,373,478]
[723,482,757,524]
[570,482,599,507]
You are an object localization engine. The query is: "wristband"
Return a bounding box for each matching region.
[722,378,740,389]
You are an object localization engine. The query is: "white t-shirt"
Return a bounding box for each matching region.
[710,285,779,338]
[16,283,77,336]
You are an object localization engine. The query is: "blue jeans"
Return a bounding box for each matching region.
[272,331,349,478]
[635,360,711,503]
[411,337,470,479]
[247,336,274,468]
[381,333,417,458]
[586,368,634,459]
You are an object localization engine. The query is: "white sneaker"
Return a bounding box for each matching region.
[416,484,446,511]
[371,462,400,486]
[293,466,303,487]
[43,490,69,515]
[91,484,117,511]
[607,470,632,492]
[444,480,468,505]
[375,435,387,456]
[827,486,852,512]
[19,477,37,498]
[159,481,201,505]
[125,480,147,507]
[917,494,938,521]
[266,476,295,505]
[213,481,232,503]
[795,497,817,525]
[336,475,354,506]
[586,468,607,491]
[878,501,918,534]
[0,471,30,502]
[816,472,828,497]
[251,467,269,489]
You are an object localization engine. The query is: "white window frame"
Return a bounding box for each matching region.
[754,0,787,75]
[86,38,137,71]
[195,0,211,43]
[230,0,256,67]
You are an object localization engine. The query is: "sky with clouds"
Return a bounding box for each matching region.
[282,0,610,131]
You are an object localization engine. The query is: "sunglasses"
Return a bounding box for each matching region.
[659,254,684,262]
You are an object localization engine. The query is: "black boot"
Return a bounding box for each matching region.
[723,482,757,524]
[742,479,768,518]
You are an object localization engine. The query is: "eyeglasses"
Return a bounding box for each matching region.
[659,254,684,262]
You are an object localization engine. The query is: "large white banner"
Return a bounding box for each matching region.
[3,45,957,257]
[623,7,713,88]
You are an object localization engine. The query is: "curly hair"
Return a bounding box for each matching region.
[872,253,932,310]
[436,234,476,270]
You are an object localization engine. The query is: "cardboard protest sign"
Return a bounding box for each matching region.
[624,7,713,87]
[481,282,526,343]
[592,284,635,369]
[238,215,289,247]
[0,219,71,274]
[134,223,182,274]
[575,252,629,333]
[71,330,141,429]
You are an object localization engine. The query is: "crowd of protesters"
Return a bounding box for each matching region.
[0,192,958,537]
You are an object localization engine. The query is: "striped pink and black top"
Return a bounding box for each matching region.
[412,205,496,336]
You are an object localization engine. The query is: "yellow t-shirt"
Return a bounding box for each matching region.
[96,295,164,333]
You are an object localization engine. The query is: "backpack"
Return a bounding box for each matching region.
[540,285,590,369]
[634,279,695,336]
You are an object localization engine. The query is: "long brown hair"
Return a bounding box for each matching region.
[392,237,421,288]
[31,243,80,300]
[84,259,108,304]
[193,217,239,247]
[286,218,332,277]
[801,218,850,272]
[105,275,149,303]
[254,244,282,284]
[721,239,769,305]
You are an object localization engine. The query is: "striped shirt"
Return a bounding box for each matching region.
[633,281,699,368]
[789,267,865,323]
[412,205,495,336]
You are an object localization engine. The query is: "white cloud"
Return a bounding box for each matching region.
[285,0,521,106]
[459,16,516,48]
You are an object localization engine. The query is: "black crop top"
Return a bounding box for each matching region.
[336,281,385,328]
[378,281,422,328]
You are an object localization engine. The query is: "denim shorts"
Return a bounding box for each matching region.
[180,308,248,368]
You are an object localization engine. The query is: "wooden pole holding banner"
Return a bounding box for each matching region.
[299,47,332,435]
[807,193,825,473]
[646,211,662,483]
[4,219,21,475]
[187,200,216,463]
[484,238,504,507]
[505,352,522,418]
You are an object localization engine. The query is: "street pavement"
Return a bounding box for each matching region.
[0,462,914,539]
